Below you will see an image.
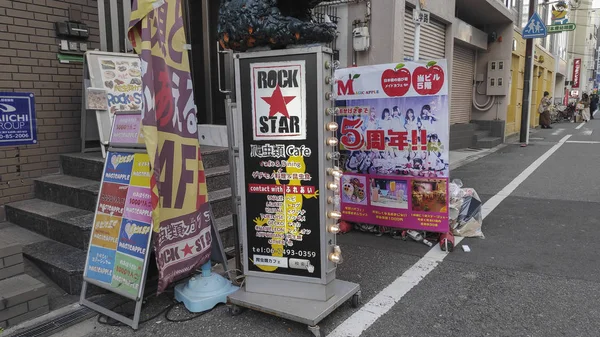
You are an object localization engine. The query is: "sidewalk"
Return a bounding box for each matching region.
[1,145,504,337]
[449,144,505,170]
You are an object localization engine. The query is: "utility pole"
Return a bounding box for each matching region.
[520,0,538,144]
[414,0,421,61]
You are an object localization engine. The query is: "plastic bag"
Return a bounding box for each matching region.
[452,187,485,238]
[448,179,465,228]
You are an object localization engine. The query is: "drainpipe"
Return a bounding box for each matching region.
[414,0,421,61]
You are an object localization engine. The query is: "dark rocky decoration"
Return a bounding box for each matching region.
[218,0,337,51]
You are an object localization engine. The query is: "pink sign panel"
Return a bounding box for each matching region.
[110,113,143,145]
[335,61,450,233]
[122,186,153,223]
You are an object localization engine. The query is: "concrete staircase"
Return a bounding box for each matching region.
[0,244,49,329]
[473,129,502,149]
[472,120,503,149]
[4,146,235,296]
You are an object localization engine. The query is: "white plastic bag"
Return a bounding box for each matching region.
[452,187,484,238]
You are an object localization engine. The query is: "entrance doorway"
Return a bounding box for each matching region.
[184,0,227,125]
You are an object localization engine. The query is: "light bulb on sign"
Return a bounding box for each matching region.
[325,76,333,85]
[327,211,342,219]
[327,182,339,192]
[326,137,339,147]
[324,61,331,69]
[328,223,341,234]
[326,122,339,132]
[328,245,343,264]
[327,195,341,207]
[326,107,340,116]
[326,152,340,160]
[327,168,343,178]
[325,92,334,101]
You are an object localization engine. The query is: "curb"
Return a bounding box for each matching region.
[450,143,507,171]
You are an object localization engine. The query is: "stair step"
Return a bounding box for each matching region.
[474,130,490,140]
[23,240,86,296]
[61,146,229,181]
[8,187,233,251]
[35,175,99,213]
[205,165,231,192]
[215,215,236,250]
[476,137,502,149]
[35,167,230,213]
[0,274,49,329]
[5,200,93,251]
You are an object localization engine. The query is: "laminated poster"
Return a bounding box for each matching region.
[84,151,153,299]
[335,61,450,233]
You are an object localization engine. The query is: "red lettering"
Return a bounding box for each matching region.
[340,118,365,151]
[366,130,385,150]
[388,131,409,150]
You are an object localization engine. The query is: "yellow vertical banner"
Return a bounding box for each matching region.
[128,0,210,293]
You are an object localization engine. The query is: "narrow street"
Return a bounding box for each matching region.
[61,118,600,337]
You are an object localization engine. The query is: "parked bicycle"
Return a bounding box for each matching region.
[551,103,575,124]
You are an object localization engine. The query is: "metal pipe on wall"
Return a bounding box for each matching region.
[414,0,421,61]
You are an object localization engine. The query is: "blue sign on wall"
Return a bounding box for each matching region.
[0,92,37,146]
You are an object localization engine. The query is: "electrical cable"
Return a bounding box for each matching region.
[473,82,496,111]
[164,303,213,323]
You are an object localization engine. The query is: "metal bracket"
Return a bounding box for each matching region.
[217,42,233,94]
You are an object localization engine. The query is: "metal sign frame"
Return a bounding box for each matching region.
[80,110,153,329]
[80,51,142,158]
[235,46,335,292]
[228,46,360,337]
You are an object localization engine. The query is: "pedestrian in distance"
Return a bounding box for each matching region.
[579,93,591,122]
[590,94,598,120]
[539,91,553,129]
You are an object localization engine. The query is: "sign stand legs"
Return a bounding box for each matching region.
[79,279,146,329]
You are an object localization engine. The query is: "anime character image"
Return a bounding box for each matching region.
[337,96,449,178]
[552,1,568,25]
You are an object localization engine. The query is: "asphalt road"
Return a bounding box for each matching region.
[68,120,600,337]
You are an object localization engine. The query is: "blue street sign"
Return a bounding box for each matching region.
[523,12,547,39]
[0,92,37,147]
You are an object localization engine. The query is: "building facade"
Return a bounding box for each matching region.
[321,0,516,149]
[0,0,100,219]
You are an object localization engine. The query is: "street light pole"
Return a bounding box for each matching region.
[520,0,538,144]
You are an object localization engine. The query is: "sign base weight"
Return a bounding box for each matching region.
[227,280,360,336]
[174,262,239,313]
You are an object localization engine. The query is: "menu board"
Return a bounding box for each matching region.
[85,51,143,149]
[97,57,143,118]
[239,54,322,279]
[84,151,153,299]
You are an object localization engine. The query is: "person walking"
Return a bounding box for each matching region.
[539,91,552,129]
[590,94,598,120]
[579,93,591,122]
